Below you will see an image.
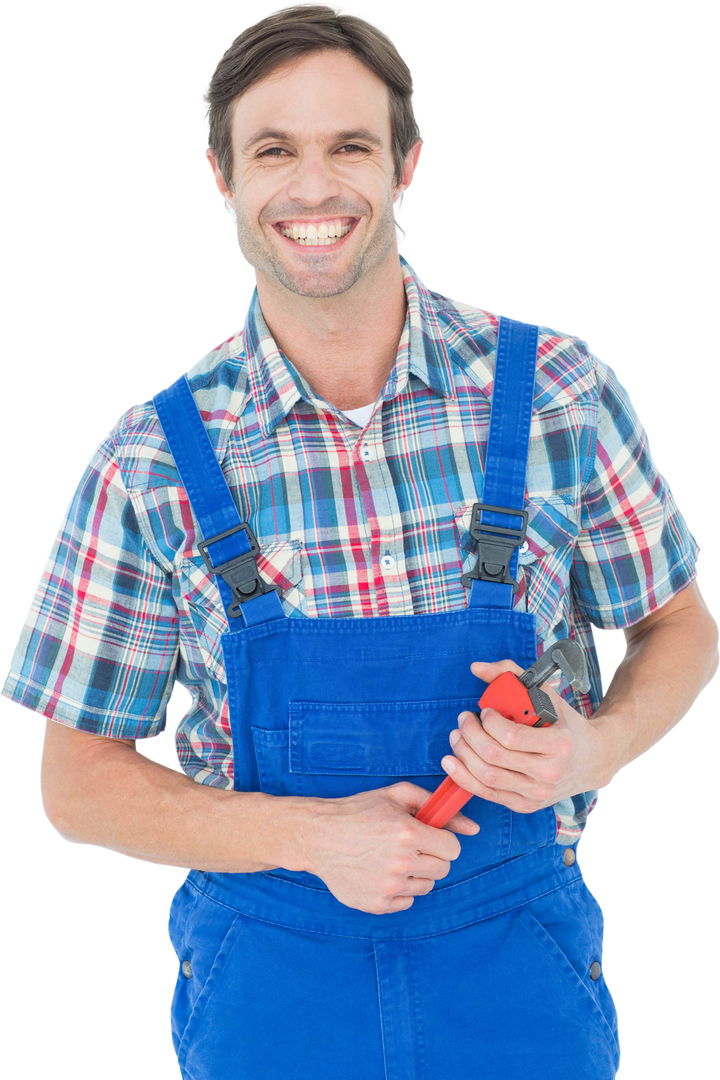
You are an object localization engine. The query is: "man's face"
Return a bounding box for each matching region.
[219,50,410,299]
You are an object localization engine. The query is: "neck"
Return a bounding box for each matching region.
[255,250,407,411]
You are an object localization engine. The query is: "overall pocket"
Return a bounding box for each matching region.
[170,879,249,1068]
[250,695,479,799]
[415,874,619,1080]
[519,876,620,1069]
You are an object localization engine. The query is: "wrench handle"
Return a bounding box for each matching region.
[416,673,542,829]
[415,775,472,827]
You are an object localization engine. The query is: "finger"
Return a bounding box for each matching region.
[440,753,548,814]
[444,738,541,798]
[442,811,480,836]
[394,875,437,897]
[475,707,559,753]
[459,708,544,760]
[471,658,524,681]
[412,854,453,880]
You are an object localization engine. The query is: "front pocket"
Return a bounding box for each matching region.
[415,881,619,1079]
[174,887,249,1071]
[170,879,246,1059]
[518,881,620,1068]
[251,695,478,798]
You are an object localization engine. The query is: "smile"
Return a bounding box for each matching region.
[274,218,355,246]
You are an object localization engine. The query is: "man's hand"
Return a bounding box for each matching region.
[440,660,601,813]
[301,782,479,915]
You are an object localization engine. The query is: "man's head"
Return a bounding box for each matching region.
[205,6,421,299]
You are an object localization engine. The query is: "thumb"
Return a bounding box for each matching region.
[388,783,480,835]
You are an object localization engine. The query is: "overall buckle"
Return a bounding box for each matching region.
[198,523,281,619]
[461,502,528,593]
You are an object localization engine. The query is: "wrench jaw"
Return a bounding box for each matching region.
[520,637,590,697]
[527,685,558,727]
[550,640,590,695]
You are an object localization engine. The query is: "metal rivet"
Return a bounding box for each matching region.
[590,961,602,981]
[182,960,193,979]
[562,847,576,866]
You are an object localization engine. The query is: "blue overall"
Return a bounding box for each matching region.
[154,319,619,1080]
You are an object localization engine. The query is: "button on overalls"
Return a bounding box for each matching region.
[154,318,619,1080]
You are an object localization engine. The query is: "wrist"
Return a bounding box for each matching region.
[588,704,639,787]
[256,793,329,873]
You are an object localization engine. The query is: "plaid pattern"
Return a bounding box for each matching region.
[3,260,698,842]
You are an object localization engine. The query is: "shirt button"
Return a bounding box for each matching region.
[519,541,529,554]
[380,554,395,570]
[562,848,576,866]
[360,445,374,461]
[589,961,602,981]
[182,960,193,979]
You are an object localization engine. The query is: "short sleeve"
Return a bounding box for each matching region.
[2,439,179,737]
[572,361,699,629]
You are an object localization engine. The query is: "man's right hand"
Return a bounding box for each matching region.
[299,782,480,915]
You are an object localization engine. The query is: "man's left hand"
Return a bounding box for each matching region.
[441,659,606,813]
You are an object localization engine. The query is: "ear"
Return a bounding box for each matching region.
[206,149,236,211]
[390,138,425,205]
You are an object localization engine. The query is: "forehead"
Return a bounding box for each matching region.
[231,50,392,147]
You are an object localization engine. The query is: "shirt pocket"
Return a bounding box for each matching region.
[177,540,304,683]
[521,497,579,636]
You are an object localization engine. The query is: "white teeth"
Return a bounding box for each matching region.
[280,221,353,246]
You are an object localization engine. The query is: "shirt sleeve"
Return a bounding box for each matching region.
[572,359,699,629]
[2,438,179,737]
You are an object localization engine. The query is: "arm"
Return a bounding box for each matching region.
[439,581,718,812]
[41,719,478,914]
[590,579,718,777]
[36,717,313,876]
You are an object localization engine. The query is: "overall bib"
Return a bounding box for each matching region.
[154,319,619,1080]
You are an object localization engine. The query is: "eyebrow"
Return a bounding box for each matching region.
[242,127,384,151]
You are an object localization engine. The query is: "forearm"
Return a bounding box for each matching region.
[41,720,317,873]
[591,582,718,785]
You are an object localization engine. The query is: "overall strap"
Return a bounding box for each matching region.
[466,316,539,610]
[153,375,285,627]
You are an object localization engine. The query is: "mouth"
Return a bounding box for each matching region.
[272,217,357,247]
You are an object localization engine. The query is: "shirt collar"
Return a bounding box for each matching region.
[243,257,457,437]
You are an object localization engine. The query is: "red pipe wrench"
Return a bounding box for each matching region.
[416,638,589,829]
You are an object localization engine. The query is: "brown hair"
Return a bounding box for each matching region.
[206,5,420,187]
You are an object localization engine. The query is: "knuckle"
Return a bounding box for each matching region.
[502,726,523,750]
[390,856,413,877]
[397,823,417,847]
[480,765,501,787]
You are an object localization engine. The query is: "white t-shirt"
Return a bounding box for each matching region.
[342,403,374,427]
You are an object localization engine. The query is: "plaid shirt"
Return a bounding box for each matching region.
[3,260,698,843]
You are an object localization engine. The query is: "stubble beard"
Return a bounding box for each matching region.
[235,196,398,299]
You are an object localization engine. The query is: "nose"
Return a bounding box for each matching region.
[286,149,340,207]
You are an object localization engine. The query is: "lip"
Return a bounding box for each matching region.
[271,217,359,250]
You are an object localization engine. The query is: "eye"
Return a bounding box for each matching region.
[337,144,368,154]
[257,146,291,158]
[257,144,369,157]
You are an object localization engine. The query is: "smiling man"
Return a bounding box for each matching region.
[3,7,717,1080]
[209,44,421,415]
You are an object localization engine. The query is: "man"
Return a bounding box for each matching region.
[3,5,716,1079]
